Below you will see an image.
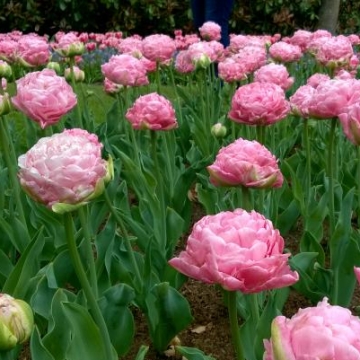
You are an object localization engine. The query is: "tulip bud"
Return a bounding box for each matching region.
[0,294,34,350]
[0,60,12,79]
[0,93,11,116]
[194,53,211,69]
[57,42,85,57]
[47,61,61,75]
[211,123,227,138]
[64,66,85,82]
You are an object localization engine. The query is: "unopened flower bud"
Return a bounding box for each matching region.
[0,294,34,350]
[0,93,11,115]
[47,61,61,74]
[194,53,211,69]
[57,42,85,57]
[0,60,12,79]
[64,66,85,82]
[211,123,227,138]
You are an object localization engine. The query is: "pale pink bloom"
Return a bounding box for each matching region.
[169,209,298,292]
[308,78,360,119]
[175,50,195,74]
[117,36,143,57]
[16,34,50,67]
[101,36,120,49]
[307,30,333,54]
[142,34,176,63]
[289,85,316,118]
[207,138,283,188]
[228,82,290,126]
[139,56,157,73]
[187,41,223,67]
[174,30,200,50]
[228,34,268,53]
[334,69,355,80]
[269,41,303,63]
[11,69,77,129]
[254,63,294,90]
[306,73,331,88]
[218,55,247,83]
[0,39,17,62]
[103,78,123,94]
[101,54,149,87]
[348,34,360,46]
[338,103,360,145]
[53,32,85,57]
[18,129,110,212]
[125,92,177,131]
[199,21,221,41]
[315,35,354,68]
[285,29,313,51]
[230,45,267,74]
[354,267,360,285]
[264,297,360,360]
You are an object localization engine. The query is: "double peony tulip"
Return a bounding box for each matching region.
[11,69,77,129]
[18,128,113,213]
[228,82,290,126]
[264,297,360,360]
[125,92,178,131]
[169,209,298,293]
[207,138,283,189]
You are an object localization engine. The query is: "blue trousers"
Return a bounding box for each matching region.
[190,0,234,47]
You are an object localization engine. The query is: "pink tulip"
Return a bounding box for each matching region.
[269,41,303,63]
[339,103,360,145]
[101,54,149,87]
[308,78,360,119]
[306,73,331,88]
[199,21,221,42]
[315,35,354,69]
[103,78,123,95]
[264,297,360,360]
[169,209,298,293]
[354,267,360,285]
[118,36,143,57]
[218,55,247,83]
[228,82,290,126]
[11,69,77,129]
[285,29,313,51]
[175,50,195,74]
[141,34,176,63]
[229,44,267,73]
[207,138,283,188]
[0,39,17,62]
[18,128,112,213]
[16,34,51,67]
[289,85,316,118]
[254,63,294,90]
[53,32,85,57]
[125,92,177,131]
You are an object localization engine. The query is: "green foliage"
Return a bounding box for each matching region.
[0,0,357,36]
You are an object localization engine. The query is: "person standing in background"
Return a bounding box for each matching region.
[190,0,234,47]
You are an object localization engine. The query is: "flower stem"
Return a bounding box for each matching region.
[227,291,245,360]
[77,206,98,298]
[63,212,115,360]
[328,118,337,237]
[241,186,252,211]
[357,146,360,229]
[69,57,84,129]
[151,131,167,250]
[303,118,311,213]
[103,190,142,292]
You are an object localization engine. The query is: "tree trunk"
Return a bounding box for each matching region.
[317,0,341,34]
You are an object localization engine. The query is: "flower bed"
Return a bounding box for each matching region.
[1,27,360,360]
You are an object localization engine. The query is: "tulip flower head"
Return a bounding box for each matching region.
[264,297,360,360]
[169,209,298,293]
[11,69,77,129]
[0,294,34,350]
[18,128,113,213]
[125,92,178,131]
[207,138,283,188]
